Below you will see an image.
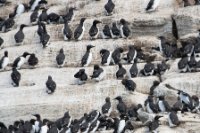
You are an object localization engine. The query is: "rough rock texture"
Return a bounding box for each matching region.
[1,0,200,132]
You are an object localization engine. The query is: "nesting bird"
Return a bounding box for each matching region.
[102,25,112,39]
[89,20,101,40]
[168,109,180,128]
[46,75,56,94]
[11,67,21,87]
[74,18,86,41]
[146,0,161,12]
[63,7,76,22]
[115,96,127,115]
[62,21,72,41]
[74,69,88,85]
[119,19,131,38]
[81,45,95,67]
[104,0,115,16]
[101,97,112,116]
[39,8,48,24]
[128,62,138,78]
[13,52,30,69]
[0,51,9,70]
[100,49,112,66]
[56,48,66,68]
[28,53,39,68]
[0,36,4,48]
[39,23,50,48]
[14,24,27,46]
[30,6,40,25]
[90,65,105,82]
[111,22,120,39]
[112,47,124,64]
[126,45,137,64]
[116,63,126,79]
[121,79,136,92]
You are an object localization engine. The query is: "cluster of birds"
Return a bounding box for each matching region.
[1,0,200,132]
[1,85,200,133]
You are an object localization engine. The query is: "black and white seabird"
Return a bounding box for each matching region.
[90,64,105,82]
[39,8,48,23]
[111,22,120,39]
[14,24,27,46]
[111,47,123,64]
[121,79,136,92]
[114,114,128,133]
[182,43,194,57]
[119,19,131,38]
[191,95,200,113]
[89,20,101,40]
[141,62,155,76]
[39,23,50,48]
[3,13,15,32]
[63,7,76,22]
[56,48,65,68]
[127,45,137,64]
[47,13,60,24]
[146,0,161,12]
[115,96,127,115]
[116,63,126,79]
[74,18,86,41]
[0,51,9,70]
[89,119,100,133]
[14,3,29,16]
[0,36,4,48]
[100,49,112,66]
[156,61,169,75]
[149,81,160,96]
[87,110,100,124]
[168,109,180,128]
[11,67,21,87]
[81,45,95,67]
[46,75,56,94]
[188,53,197,72]
[32,114,42,133]
[0,122,7,133]
[80,121,90,133]
[48,123,59,133]
[104,0,115,16]
[148,116,163,133]
[178,56,189,73]
[28,53,39,68]
[62,21,72,41]
[101,25,112,39]
[13,52,30,69]
[101,97,112,116]
[127,105,138,120]
[145,96,159,113]
[74,69,88,85]
[136,104,154,125]
[30,6,40,25]
[157,96,171,112]
[40,119,49,133]
[55,111,71,130]
[128,62,138,78]
[177,90,193,110]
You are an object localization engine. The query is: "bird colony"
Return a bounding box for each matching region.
[1,0,200,133]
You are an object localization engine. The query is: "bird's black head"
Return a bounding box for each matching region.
[60,48,64,53]
[87,45,95,50]
[137,104,143,110]
[154,115,163,120]
[177,90,182,95]
[94,64,100,70]
[115,96,122,101]
[112,22,117,27]
[33,114,41,120]
[39,0,48,5]
[42,8,48,12]
[30,119,36,125]
[42,119,49,125]
[121,79,127,85]
[69,7,76,11]
[158,95,165,100]
[79,69,85,75]
[120,19,127,25]
[128,45,135,50]
[100,49,107,55]
[30,53,36,57]
[192,95,199,101]
[80,18,86,23]
[22,52,30,57]
[117,47,124,53]
[4,51,8,57]
[9,12,16,18]
[48,75,52,80]
[104,24,110,29]
[64,111,70,117]
[157,36,165,40]
[20,24,27,30]
[93,20,102,25]
[105,97,110,102]
[120,114,128,120]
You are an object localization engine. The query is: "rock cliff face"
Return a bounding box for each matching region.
[1,0,200,132]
